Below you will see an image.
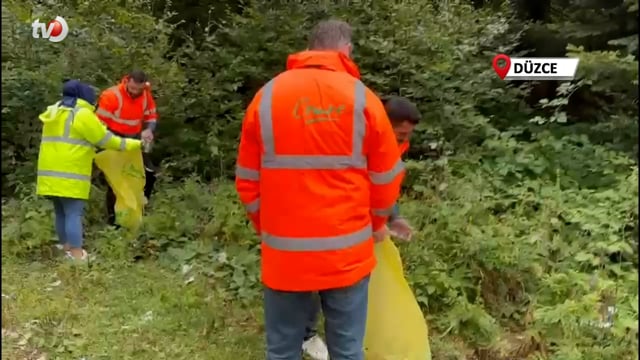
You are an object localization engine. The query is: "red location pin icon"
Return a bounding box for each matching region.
[492,54,511,80]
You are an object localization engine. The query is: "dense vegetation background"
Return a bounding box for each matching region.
[2,0,638,359]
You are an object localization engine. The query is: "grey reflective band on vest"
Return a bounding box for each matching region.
[96,132,113,147]
[262,224,372,252]
[143,99,156,121]
[96,109,138,126]
[42,136,91,147]
[369,159,405,185]
[245,198,260,213]
[43,109,123,150]
[63,109,75,137]
[39,108,96,183]
[236,165,260,181]
[236,166,260,213]
[254,78,376,252]
[372,205,396,216]
[258,78,367,170]
[37,170,91,181]
[98,86,146,126]
[41,109,90,148]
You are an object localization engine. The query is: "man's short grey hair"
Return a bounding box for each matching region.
[308,20,353,50]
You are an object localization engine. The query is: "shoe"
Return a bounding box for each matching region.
[65,249,89,261]
[302,335,329,360]
[54,244,71,252]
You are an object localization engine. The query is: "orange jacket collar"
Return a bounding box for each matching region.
[399,141,410,155]
[286,51,361,79]
[117,76,130,98]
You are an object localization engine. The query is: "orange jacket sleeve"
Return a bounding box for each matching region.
[364,90,405,232]
[95,90,118,125]
[235,90,263,234]
[143,90,158,125]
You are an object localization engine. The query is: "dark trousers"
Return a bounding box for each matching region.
[304,294,321,340]
[264,275,370,360]
[106,152,157,226]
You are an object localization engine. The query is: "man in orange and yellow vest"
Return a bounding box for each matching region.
[96,70,158,226]
[235,20,404,360]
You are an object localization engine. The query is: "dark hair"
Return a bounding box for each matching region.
[382,96,421,125]
[128,69,148,83]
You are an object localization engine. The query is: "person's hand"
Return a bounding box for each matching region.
[141,129,154,142]
[388,217,413,242]
[373,225,389,243]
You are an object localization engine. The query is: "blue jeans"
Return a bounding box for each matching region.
[51,197,85,248]
[304,295,321,340]
[264,275,370,360]
[305,204,399,340]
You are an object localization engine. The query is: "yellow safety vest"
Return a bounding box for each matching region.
[36,99,141,200]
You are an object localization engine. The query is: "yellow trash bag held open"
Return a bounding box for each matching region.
[94,149,146,231]
[364,237,432,360]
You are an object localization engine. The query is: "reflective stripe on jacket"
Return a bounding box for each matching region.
[235,50,404,291]
[37,99,142,200]
[96,77,158,136]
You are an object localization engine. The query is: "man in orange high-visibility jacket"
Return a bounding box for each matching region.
[383,95,422,240]
[96,70,158,226]
[235,20,404,360]
[301,95,422,360]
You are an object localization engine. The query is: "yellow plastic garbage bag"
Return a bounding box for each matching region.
[364,237,432,360]
[94,149,146,231]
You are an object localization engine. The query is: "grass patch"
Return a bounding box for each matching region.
[2,257,264,360]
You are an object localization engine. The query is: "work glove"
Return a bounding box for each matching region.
[141,128,154,142]
[388,217,413,242]
[373,225,389,243]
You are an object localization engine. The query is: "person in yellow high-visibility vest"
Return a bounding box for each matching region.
[36,80,143,260]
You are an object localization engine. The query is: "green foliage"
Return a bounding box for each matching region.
[549,0,638,53]
[530,45,639,155]
[567,45,638,114]
[513,0,638,156]
[2,0,638,358]
[399,153,637,357]
[4,162,638,358]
